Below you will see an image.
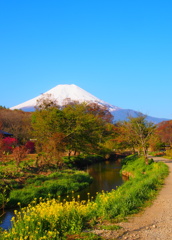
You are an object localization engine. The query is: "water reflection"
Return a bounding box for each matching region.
[72,159,124,201]
[0,209,14,230]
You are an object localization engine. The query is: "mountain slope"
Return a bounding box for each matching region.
[10,84,168,124]
[112,109,168,124]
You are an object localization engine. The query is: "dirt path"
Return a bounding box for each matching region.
[95,157,172,240]
[117,157,172,240]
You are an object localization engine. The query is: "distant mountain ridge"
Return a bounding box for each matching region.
[10,84,168,124]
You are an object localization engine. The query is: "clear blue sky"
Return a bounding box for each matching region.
[0,0,172,119]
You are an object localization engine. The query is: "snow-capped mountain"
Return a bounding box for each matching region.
[10,84,168,124]
[10,84,120,112]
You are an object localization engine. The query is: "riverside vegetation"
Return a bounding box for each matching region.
[0,154,104,209]
[0,154,169,240]
[0,102,171,239]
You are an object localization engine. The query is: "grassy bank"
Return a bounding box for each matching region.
[0,155,93,209]
[7,170,92,208]
[64,154,105,169]
[1,155,169,240]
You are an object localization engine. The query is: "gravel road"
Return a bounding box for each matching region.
[94,157,172,240]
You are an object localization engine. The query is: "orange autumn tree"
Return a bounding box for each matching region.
[156,120,172,147]
[114,121,138,153]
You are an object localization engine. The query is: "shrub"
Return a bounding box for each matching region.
[13,146,28,167]
[165,149,172,158]
[25,141,35,153]
[2,137,18,154]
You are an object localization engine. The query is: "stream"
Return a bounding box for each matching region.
[0,159,124,230]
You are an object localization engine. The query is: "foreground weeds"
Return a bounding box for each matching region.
[1,155,169,239]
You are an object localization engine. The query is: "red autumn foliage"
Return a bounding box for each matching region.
[2,137,18,153]
[86,103,114,123]
[25,141,35,153]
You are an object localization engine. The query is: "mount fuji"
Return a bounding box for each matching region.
[10,84,168,124]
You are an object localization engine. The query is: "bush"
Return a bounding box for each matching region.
[25,141,35,153]
[13,146,28,167]
[2,137,18,154]
[165,149,172,158]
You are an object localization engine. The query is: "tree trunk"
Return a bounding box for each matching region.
[68,150,71,159]
[143,147,149,164]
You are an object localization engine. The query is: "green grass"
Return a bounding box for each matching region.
[97,224,122,230]
[7,170,92,207]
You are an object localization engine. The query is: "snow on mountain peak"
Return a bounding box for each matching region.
[10,84,120,112]
[10,84,168,124]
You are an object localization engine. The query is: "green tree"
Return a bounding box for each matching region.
[117,115,156,163]
[32,99,113,159]
[128,115,155,163]
[62,103,109,156]
[32,107,64,149]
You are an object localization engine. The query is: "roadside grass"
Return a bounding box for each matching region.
[97,224,122,230]
[1,154,169,240]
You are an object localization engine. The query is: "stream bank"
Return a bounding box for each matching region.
[0,159,124,230]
